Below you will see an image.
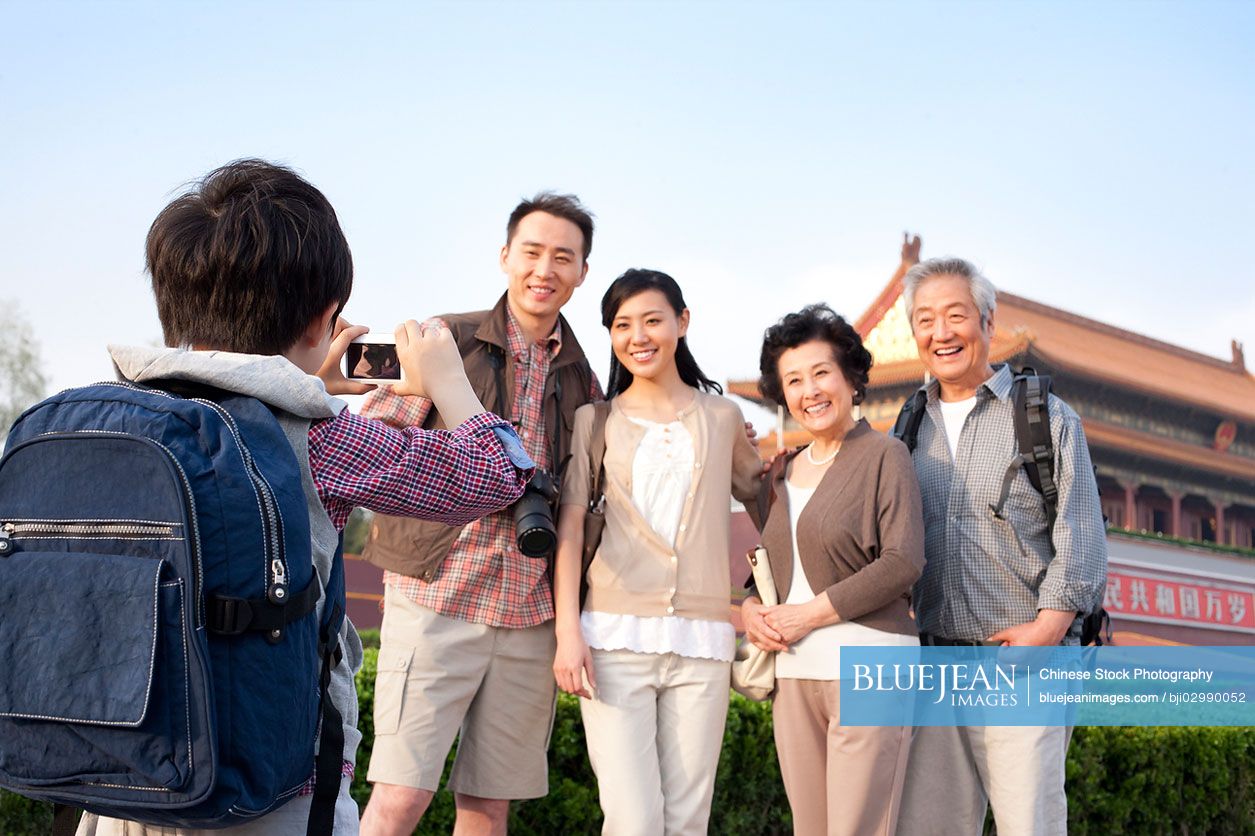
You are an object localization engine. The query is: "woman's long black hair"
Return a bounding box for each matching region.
[600,268,723,399]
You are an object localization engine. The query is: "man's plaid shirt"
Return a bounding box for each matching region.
[908,364,1108,641]
[361,311,601,628]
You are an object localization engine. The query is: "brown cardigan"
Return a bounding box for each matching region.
[759,420,925,636]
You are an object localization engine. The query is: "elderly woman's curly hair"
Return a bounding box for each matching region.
[757,303,872,407]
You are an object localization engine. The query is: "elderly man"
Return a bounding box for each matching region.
[894,257,1107,836]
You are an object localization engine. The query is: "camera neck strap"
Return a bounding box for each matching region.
[489,344,567,479]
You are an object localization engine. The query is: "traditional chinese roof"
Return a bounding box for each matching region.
[731,259,1255,425]
[1083,416,1255,482]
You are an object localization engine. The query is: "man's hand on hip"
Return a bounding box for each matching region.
[987,608,1075,647]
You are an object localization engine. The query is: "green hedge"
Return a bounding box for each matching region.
[1066,726,1254,835]
[3,648,1252,835]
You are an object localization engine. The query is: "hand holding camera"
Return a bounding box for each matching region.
[318,318,378,396]
[339,318,551,557]
[391,319,486,428]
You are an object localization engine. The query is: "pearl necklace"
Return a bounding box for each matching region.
[805,442,839,465]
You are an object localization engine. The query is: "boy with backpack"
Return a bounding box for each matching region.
[0,159,534,835]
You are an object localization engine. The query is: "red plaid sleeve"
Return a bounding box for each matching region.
[357,316,449,428]
[308,410,532,530]
[359,386,432,429]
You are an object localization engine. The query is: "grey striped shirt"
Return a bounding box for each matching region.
[909,365,1108,641]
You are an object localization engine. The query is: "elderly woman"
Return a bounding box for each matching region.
[742,304,925,836]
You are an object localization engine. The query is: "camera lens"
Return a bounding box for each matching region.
[517,521,556,557]
[513,494,556,558]
[512,471,560,558]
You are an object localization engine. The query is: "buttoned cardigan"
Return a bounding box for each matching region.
[562,390,764,623]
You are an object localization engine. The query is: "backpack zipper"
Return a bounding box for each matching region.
[89,381,290,605]
[187,397,289,605]
[1,520,179,538]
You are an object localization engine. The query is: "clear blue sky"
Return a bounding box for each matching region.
[3,0,1252,424]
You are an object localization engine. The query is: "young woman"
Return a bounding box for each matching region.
[553,269,763,836]
[741,304,925,836]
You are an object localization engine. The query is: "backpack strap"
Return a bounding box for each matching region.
[988,371,1059,527]
[1013,372,1059,528]
[579,402,612,606]
[891,389,929,453]
[51,804,79,836]
[587,402,611,508]
[1080,608,1112,646]
[307,536,348,836]
[989,372,1058,528]
[990,371,1109,640]
[206,578,321,639]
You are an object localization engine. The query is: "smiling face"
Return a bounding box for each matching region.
[777,339,858,441]
[910,273,996,400]
[609,288,689,385]
[501,210,588,332]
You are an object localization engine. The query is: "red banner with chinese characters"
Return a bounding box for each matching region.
[1104,564,1255,634]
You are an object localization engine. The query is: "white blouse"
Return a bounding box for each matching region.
[581,415,736,662]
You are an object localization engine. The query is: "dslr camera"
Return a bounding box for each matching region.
[513,469,561,558]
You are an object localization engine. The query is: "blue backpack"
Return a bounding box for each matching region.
[0,380,345,834]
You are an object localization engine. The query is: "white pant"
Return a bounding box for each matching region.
[579,648,730,836]
[896,725,1071,836]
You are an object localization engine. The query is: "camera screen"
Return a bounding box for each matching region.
[345,342,402,380]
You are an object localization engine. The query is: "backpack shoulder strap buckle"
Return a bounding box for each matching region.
[207,596,253,636]
[207,577,321,641]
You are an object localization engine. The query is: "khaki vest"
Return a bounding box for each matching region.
[361,294,595,582]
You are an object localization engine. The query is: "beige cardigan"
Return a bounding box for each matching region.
[561,390,764,623]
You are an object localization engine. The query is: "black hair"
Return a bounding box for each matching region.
[757,303,871,406]
[506,191,595,261]
[146,158,353,355]
[601,269,722,399]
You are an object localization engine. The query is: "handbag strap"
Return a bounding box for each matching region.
[587,401,611,509]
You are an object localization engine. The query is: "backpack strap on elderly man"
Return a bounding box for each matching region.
[999,370,1058,528]
[891,368,1109,645]
[891,367,1055,526]
[890,388,929,456]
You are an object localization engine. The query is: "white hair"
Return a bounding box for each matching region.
[902,257,998,326]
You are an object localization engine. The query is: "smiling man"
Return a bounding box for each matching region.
[357,194,601,836]
[892,257,1107,836]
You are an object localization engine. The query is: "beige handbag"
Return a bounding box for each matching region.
[731,546,777,701]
